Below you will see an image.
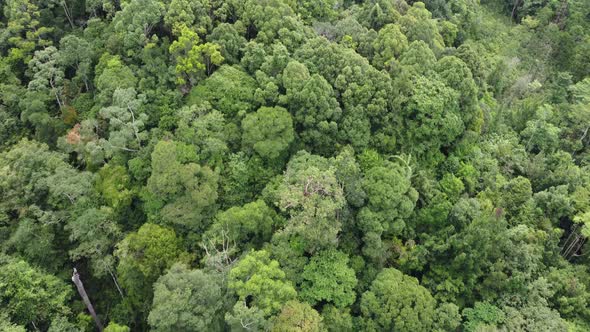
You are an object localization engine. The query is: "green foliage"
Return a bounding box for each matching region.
[114,223,188,322]
[273,151,346,253]
[271,300,323,332]
[0,312,26,332]
[0,255,72,329]
[187,65,258,119]
[242,106,294,160]
[281,60,341,154]
[358,160,418,260]
[205,199,281,251]
[164,0,212,35]
[462,302,506,332]
[144,140,218,233]
[148,263,223,331]
[300,249,358,308]
[94,54,137,105]
[104,322,130,332]
[361,268,437,331]
[98,87,148,157]
[321,305,354,332]
[112,0,164,54]
[66,206,121,277]
[372,23,408,70]
[396,74,462,163]
[170,24,224,86]
[228,250,297,316]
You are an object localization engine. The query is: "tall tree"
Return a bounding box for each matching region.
[228,250,297,317]
[242,106,294,160]
[148,263,224,331]
[0,255,72,330]
[360,268,437,331]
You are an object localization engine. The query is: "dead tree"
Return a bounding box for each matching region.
[561,224,587,261]
[72,268,104,332]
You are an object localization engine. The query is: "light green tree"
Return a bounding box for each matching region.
[170,24,224,86]
[300,249,358,308]
[228,250,297,316]
[271,300,323,332]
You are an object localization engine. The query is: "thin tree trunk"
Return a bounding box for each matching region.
[107,266,125,299]
[72,268,104,332]
[62,0,75,29]
[511,0,522,21]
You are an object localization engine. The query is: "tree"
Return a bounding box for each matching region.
[47,315,82,332]
[0,139,94,270]
[187,65,258,120]
[321,305,354,332]
[462,302,506,332]
[1,0,53,65]
[395,74,463,164]
[294,37,392,150]
[436,55,481,130]
[144,140,218,233]
[175,104,233,165]
[242,106,294,160]
[170,24,224,87]
[520,104,561,153]
[225,300,270,332]
[204,199,281,252]
[148,263,223,331]
[372,24,408,70]
[0,312,26,332]
[358,160,418,261]
[208,23,247,65]
[360,268,437,331]
[95,164,133,211]
[399,2,445,53]
[58,35,93,91]
[114,223,188,323]
[281,60,341,154]
[94,54,137,106]
[104,322,130,332]
[228,250,297,316]
[241,0,307,50]
[300,249,358,308]
[357,0,402,30]
[271,300,323,332]
[98,88,148,157]
[164,0,212,35]
[273,151,346,253]
[112,0,164,54]
[28,46,65,108]
[433,302,461,332]
[0,255,72,330]
[295,0,337,22]
[66,206,121,278]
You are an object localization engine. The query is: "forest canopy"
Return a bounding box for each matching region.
[1,0,590,331]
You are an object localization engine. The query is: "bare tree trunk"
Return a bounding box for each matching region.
[72,268,104,332]
[107,266,125,299]
[511,0,522,21]
[62,0,75,29]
